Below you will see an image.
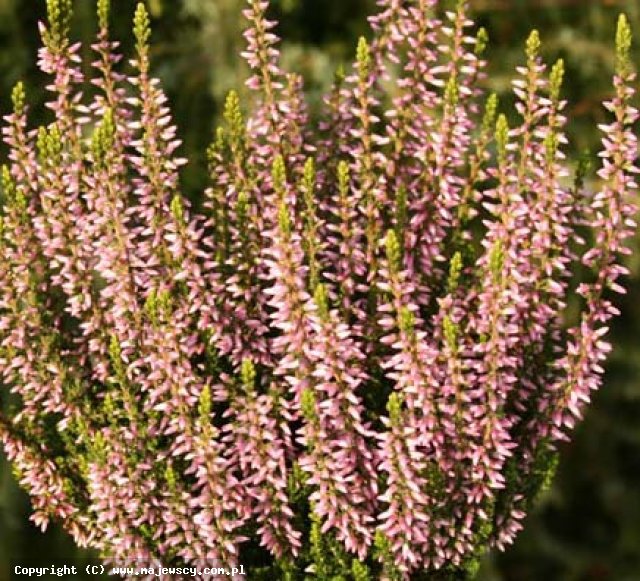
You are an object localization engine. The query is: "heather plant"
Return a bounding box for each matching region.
[0,0,637,579]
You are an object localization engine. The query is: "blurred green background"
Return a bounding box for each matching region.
[1,0,639,579]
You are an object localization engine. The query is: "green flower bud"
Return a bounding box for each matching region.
[278,201,291,236]
[525,30,541,61]
[144,289,158,324]
[338,160,350,198]
[92,110,116,163]
[45,0,73,50]
[544,131,558,165]
[314,284,329,321]
[133,2,151,54]
[240,359,256,391]
[356,36,371,80]
[301,388,317,423]
[482,93,498,134]
[549,59,565,104]
[2,165,26,213]
[164,463,177,493]
[170,195,185,227]
[303,157,316,198]
[447,252,463,294]
[37,125,63,165]
[37,127,48,159]
[616,14,633,77]
[443,315,458,351]
[496,114,509,165]
[385,229,401,274]
[475,27,489,56]
[11,82,25,117]
[386,392,402,424]
[198,385,211,419]
[272,155,286,195]
[398,306,415,335]
[108,334,121,362]
[445,75,459,108]
[157,290,172,319]
[1,165,15,202]
[48,125,63,163]
[489,240,505,279]
[97,0,110,31]
[224,90,245,147]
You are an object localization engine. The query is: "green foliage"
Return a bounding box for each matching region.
[107,335,126,385]
[373,531,403,581]
[308,511,360,580]
[394,185,407,242]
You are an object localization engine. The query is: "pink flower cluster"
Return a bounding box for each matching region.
[0,0,637,578]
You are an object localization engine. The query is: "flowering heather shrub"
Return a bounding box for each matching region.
[0,0,638,578]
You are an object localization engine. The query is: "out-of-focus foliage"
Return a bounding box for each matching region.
[478,0,640,153]
[0,1,639,580]
[478,245,640,581]
[180,0,363,107]
[472,4,640,579]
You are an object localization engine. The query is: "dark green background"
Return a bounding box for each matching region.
[1,1,639,579]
